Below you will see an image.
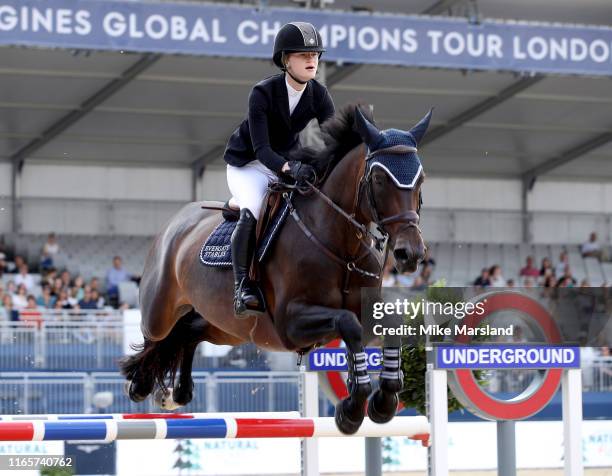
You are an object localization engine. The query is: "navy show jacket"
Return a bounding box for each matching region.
[223,73,335,174]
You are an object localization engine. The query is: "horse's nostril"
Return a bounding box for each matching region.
[394,248,408,261]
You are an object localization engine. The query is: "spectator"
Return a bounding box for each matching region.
[51,277,63,299]
[411,276,427,291]
[90,277,101,293]
[60,270,71,289]
[40,251,53,271]
[506,279,515,288]
[5,255,25,274]
[543,274,557,288]
[561,267,577,287]
[91,289,105,309]
[473,268,490,288]
[78,287,98,310]
[489,265,506,287]
[0,283,4,303]
[37,285,56,309]
[581,232,602,259]
[40,234,59,271]
[422,248,436,267]
[523,277,535,288]
[539,257,553,276]
[14,264,35,291]
[106,256,130,306]
[0,247,6,276]
[420,264,433,286]
[54,290,74,310]
[72,275,85,301]
[43,267,58,288]
[0,294,18,322]
[24,295,39,310]
[555,250,570,279]
[11,284,28,310]
[5,280,16,296]
[19,295,43,328]
[520,256,540,278]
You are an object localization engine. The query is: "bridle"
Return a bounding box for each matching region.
[358,145,423,237]
[280,144,423,293]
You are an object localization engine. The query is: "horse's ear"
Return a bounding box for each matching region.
[410,108,433,146]
[354,106,382,148]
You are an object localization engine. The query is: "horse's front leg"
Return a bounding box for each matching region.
[285,302,372,435]
[367,346,403,423]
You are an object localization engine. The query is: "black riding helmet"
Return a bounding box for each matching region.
[273,22,325,69]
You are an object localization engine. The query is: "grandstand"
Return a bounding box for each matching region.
[0,2,610,464]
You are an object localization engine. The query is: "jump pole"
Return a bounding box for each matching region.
[0,415,430,443]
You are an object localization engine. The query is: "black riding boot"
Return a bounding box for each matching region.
[231,208,265,317]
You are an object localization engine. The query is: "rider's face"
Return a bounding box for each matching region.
[286,52,319,81]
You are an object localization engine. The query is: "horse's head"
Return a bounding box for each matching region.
[354,107,432,274]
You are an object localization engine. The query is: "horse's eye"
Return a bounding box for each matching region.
[373,174,385,185]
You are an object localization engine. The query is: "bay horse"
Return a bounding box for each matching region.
[120,105,431,434]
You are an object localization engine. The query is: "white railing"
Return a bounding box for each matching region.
[0,319,123,370]
[0,371,302,415]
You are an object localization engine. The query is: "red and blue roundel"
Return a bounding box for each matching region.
[445,291,568,421]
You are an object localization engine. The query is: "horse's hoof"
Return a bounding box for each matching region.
[334,400,364,435]
[153,388,183,411]
[367,390,398,424]
[124,380,148,403]
[172,388,193,406]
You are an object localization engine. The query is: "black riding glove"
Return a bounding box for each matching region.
[283,161,316,185]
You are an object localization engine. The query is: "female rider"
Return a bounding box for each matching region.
[224,22,335,317]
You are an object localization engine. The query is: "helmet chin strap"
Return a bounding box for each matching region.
[284,66,308,85]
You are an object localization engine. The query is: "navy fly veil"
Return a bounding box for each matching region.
[355,107,432,190]
[365,130,422,189]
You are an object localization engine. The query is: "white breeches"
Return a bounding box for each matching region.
[226,160,278,220]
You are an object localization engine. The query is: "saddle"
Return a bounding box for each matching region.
[199,187,291,274]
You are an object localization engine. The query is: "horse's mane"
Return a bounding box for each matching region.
[291,103,375,184]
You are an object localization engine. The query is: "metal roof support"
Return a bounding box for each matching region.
[9,53,161,170]
[191,144,226,172]
[522,131,612,188]
[422,0,467,15]
[326,63,362,88]
[10,160,18,233]
[7,53,160,232]
[422,74,544,146]
[521,176,532,243]
[191,164,205,202]
[191,144,227,201]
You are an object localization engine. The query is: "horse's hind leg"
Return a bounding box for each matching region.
[120,337,159,402]
[152,313,245,411]
[367,346,403,424]
[285,303,372,435]
[154,311,205,410]
[120,309,203,404]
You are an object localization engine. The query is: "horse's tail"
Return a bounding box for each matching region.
[119,313,197,397]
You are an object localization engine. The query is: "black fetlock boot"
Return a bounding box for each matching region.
[231,208,266,317]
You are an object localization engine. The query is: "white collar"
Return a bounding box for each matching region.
[285,76,306,97]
